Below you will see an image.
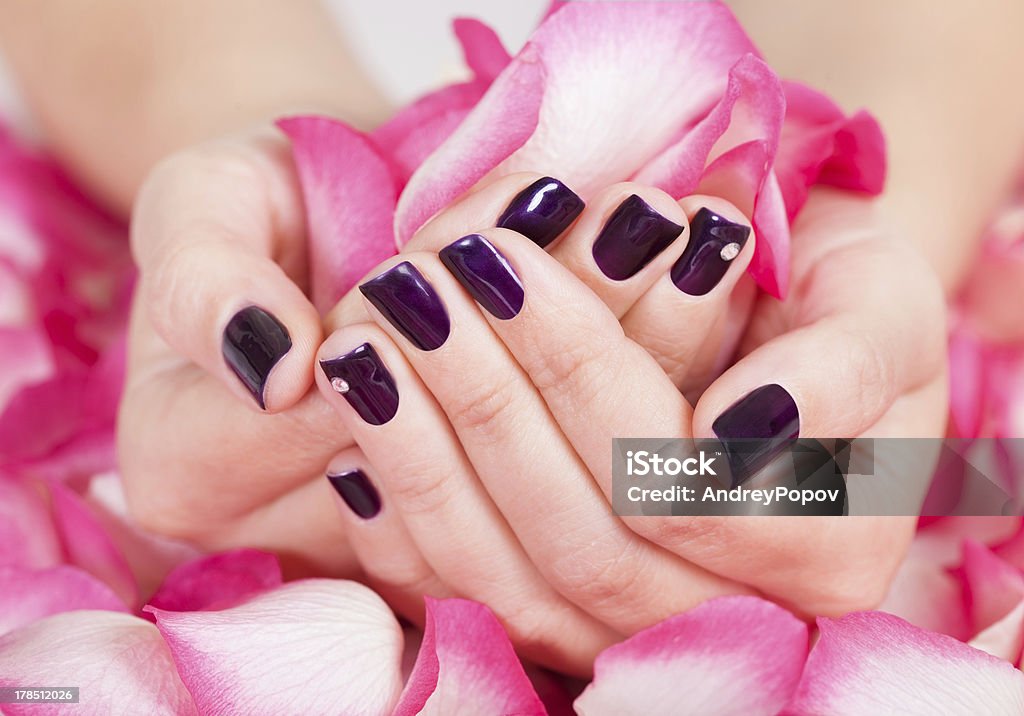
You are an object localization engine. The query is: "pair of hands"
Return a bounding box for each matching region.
[118,126,947,674]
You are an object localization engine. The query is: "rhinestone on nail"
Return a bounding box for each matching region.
[720,242,741,261]
[330,377,350,394]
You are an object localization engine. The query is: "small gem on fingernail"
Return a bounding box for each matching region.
[330,377,350,394]
[720,242,741,261]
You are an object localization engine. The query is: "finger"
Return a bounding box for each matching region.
[694,223,947,446]
[323,448,451,623]
[433,229,693,498]
[315,321,618,675]
[131,131,322,412]
[408,172,585,252]
[620,196,757,390]
[352,251,744,633]
[547,182,689,316]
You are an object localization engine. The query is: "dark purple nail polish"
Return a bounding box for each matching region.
[712,384,800,487]
[439,234,524,320]
[671,208,751,296]
[327,469,381,519]
[359,262,450,351]
[222,306,291,409]
[320,343,399,425]
[497,176,584,248]
[592,195,684,280]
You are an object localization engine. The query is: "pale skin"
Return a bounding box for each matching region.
[2,0,1021,674]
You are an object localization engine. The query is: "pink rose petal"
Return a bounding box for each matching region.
[787,611,1024,715]
[149,579,404,716]
[880,516,1021,639]
[396,2,759,245]
[147,548,282,613]
[394,597,545,716]
[575,595,807,716]
[82,472,202,600]
[0,610,197,716]
[961,540,1024,662]
[47,478,137,607]
[454,18,512,82]
[0,565,127,637]
[278,117,399,310]
[0,473,61,569]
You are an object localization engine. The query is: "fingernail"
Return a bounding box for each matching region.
[439,234,524,320]
[222,306,292,409]
[327,469,381,519]
[497,177,584,248]
[671,208,751,296]
[359,262,450,351]
[320,343,399,425]
[712,384,800,487]
[592,195,684,280]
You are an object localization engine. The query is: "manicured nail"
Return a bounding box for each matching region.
[327,469,381,519]
[320,343,399,425]
[359,262,450,351]
[222,306,292,409]
[592,195,684,280]
[439,234,524,320]
[712,384,800,487]
[670,208,751,296]
[497,177,584,248]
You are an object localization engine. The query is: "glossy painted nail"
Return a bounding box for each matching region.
[497,176,584,248]
[592,195,684,280]
[671,208,751,296]
[360,262,450,351]
[712,384,800,487]
[327,469,381,519]
[222,306,291,409]
[439,234,524,320]
[320,343,399,425]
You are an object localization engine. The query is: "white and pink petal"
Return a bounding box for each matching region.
[575,595,807,716]
[394,597,544,716]
[0,610,197,716]
[149,579,404,716]
[786,611,1024,715]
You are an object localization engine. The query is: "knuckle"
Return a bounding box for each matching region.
[550,533,645,609]
[365,560,437,596]
[498,602,568,654]
[444,375,519,437]
[525,323,623,406]
[383,456,458,517]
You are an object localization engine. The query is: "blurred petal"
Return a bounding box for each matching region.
[147,549,282,613]
[0,565,126,637]
[47,479,137,607]
[787,612,1024,715]
[0,610,197,716]
[371,82,486,185]
[394,597,544,716]
[454,18,511,82]
[83,472,202,599]
[396,2,759,245]
[775,81,886,220]
[0,326,53,412]
[575,596,807,716]
[0,473,61,569]
[277,117,399,310]
[881,516,1021,639]
[961,540,1024,662]
[150,579,404,716]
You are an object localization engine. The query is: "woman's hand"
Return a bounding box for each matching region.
[119,128,364,577]
[314,181,946,673]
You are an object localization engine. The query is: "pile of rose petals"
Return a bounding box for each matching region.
[2,2,1024,714]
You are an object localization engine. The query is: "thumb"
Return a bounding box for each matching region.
[132,130,321,411]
